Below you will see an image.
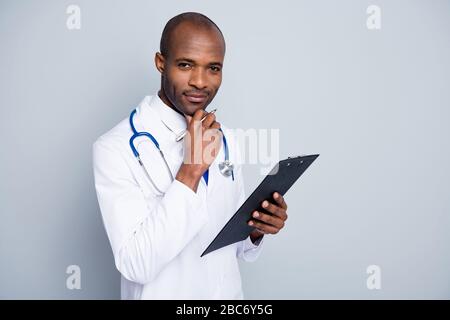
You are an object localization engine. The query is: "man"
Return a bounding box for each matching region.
[93,12,288,299]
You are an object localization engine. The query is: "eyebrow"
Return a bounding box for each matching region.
[175,57,223,67]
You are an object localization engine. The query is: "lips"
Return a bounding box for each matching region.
[184,92,208,103]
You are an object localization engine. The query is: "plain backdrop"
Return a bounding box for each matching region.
[1,0,449,299]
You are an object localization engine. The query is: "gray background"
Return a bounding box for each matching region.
[1,0,449,299]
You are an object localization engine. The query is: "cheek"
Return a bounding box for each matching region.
[213,75,222,89]
[210,76,222,94]
[165,69,188,92]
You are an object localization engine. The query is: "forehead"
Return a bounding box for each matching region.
[168,22,225,63]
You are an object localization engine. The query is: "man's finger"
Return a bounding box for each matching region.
[248,219,279,234]
[261,200,287,220]
[202,112,216,128]
[192,109,206,121]
[273,192,288,210]
[253,228,266,235]
[252,211,284,229]
[210,121,221,130]
[184,114,193,124]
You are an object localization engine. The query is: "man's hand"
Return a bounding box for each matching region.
[248,192,288,243]
[175,109,222,192]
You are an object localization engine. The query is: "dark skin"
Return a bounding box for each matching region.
[155,21,224,116]
[154,21,288,243]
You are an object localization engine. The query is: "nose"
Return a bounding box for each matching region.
[188,67,207,90]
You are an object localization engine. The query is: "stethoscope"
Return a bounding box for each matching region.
[129,109,234,195]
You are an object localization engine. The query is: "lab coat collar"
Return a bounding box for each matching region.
[149,93,187,137]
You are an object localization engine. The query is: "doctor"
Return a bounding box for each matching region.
[93,12,288,299]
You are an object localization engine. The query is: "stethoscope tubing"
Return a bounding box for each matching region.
[129,108,233,195]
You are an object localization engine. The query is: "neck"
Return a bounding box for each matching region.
[158,89,184,117]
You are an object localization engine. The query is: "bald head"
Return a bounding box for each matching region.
[155,12,226,116]
[160,12,225,58]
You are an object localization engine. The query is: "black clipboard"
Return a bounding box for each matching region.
[201,154,319,257]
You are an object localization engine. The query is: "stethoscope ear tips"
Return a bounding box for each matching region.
[219,160,234,177]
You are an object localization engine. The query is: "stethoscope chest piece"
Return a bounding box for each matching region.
[219,160,234,177]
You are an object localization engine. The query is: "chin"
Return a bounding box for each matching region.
[179,101,207,116]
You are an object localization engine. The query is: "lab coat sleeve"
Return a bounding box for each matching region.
[231,133,265,262]
[93,138,208,285]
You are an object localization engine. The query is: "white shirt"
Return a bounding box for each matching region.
[93,94,264,299]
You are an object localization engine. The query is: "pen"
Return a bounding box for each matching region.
[176,108,217,142]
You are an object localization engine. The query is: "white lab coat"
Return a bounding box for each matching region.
[93,94,264,300]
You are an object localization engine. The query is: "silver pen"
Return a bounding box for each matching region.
[176,108,217,142]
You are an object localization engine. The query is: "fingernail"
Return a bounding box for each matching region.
[248,221,253,226]
[274,193,279,199]
[262,201,268,208]
[253,211,259,218]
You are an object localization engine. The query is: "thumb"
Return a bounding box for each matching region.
[184,114,193,125]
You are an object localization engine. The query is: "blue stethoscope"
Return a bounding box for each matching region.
[129,109,234,194]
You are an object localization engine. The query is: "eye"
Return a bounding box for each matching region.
[210,65,221,72]
[178,62,192,69]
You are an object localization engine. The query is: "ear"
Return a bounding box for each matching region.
[155,52,165,74]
